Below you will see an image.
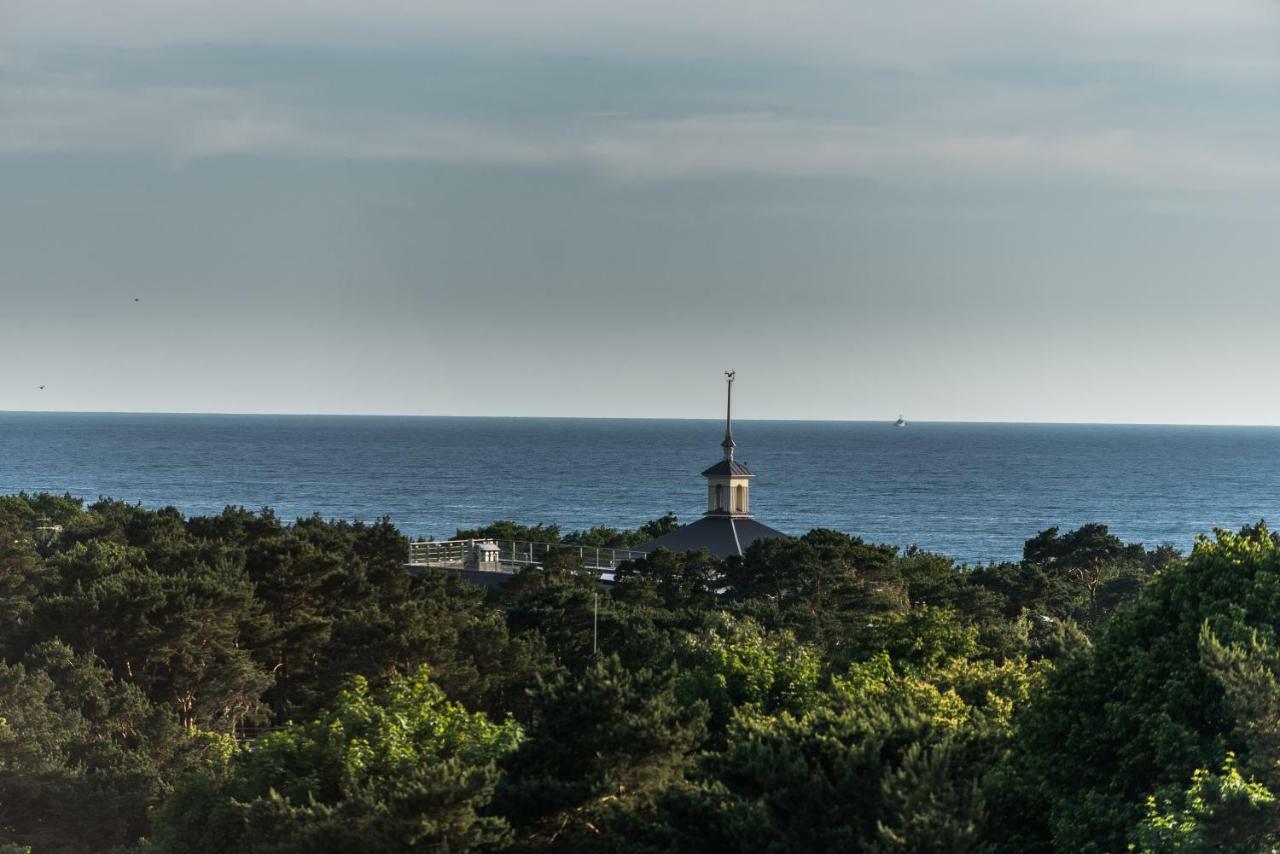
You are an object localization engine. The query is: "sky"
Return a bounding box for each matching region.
[3,1,1280,423]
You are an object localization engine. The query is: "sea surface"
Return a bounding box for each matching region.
[2,412,1279,565]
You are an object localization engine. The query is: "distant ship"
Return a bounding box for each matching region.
[894,414,907,427]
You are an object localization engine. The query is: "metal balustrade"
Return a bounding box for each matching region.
[407,538,648,574]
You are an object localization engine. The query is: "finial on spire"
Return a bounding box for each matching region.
[722,371,736,460]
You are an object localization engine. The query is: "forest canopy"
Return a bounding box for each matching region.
[1,492,1276,852]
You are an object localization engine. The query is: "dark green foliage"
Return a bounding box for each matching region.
[454,521,562,543]
[1022,523,1133,569]
[33,539,269,730]
[873,742,984,852]
[0,641,206,853]
[495,654,708,849]
[1130,622,1280,851]
[658,650,1014,853]
[0,495,548,851]
[997,524,1280,852]
[613,547,722,612]
[7,492,1274,853]
[636,512,681,542]
[148,667,520,854]
[724,529,904,646]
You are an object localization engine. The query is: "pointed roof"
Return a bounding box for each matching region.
[632,371,791,559]
[633,515,788,560]
[702,459,755,478]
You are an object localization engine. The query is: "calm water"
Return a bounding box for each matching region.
[2,412,1278,565]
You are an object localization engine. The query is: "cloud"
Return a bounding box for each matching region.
[5,0,1278,70]
[0,76,564,164]
[2,69,1277,195]
[581,116,1280,191]
[4,0,1280,198]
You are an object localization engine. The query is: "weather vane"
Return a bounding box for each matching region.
[722,371,736,460]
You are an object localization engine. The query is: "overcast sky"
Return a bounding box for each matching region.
[3,1,1280,423]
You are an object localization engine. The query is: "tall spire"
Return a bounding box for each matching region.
[722,370,736,461]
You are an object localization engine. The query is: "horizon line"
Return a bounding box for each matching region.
[1,407,1276,429]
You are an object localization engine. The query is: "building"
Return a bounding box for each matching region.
[634,371,789,560]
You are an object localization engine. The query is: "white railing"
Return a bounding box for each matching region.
[407,538,648,573]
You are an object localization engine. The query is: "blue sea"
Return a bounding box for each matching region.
[2,412,1278,565]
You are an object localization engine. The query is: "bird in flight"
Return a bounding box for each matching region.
[134,298,140,302]
[38,385,44,390]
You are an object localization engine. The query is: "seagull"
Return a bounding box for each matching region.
[38,385,44,390]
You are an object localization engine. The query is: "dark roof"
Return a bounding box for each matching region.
[700,459,755,478]
[633,515,789,560]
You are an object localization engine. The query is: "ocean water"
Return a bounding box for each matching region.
[1,412,1278,565]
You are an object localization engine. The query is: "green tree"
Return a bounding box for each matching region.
[841,606,980,672]
[662,649,1026,853]
[724,530,903,646]
[33,540,268,731]
[1001,525,1280,852]
[0,641,206,853]
[1019,523,1159,628]
[149,667,520,854]
[1132,753,1274,853]
[675,615,820,742]
[1133,621,1280,851]
[495,654,709,849]
[873,742,984,852]
[613,547,722,613]
[454,521,561,544]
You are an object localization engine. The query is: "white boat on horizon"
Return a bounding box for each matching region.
[895,414,908,427]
